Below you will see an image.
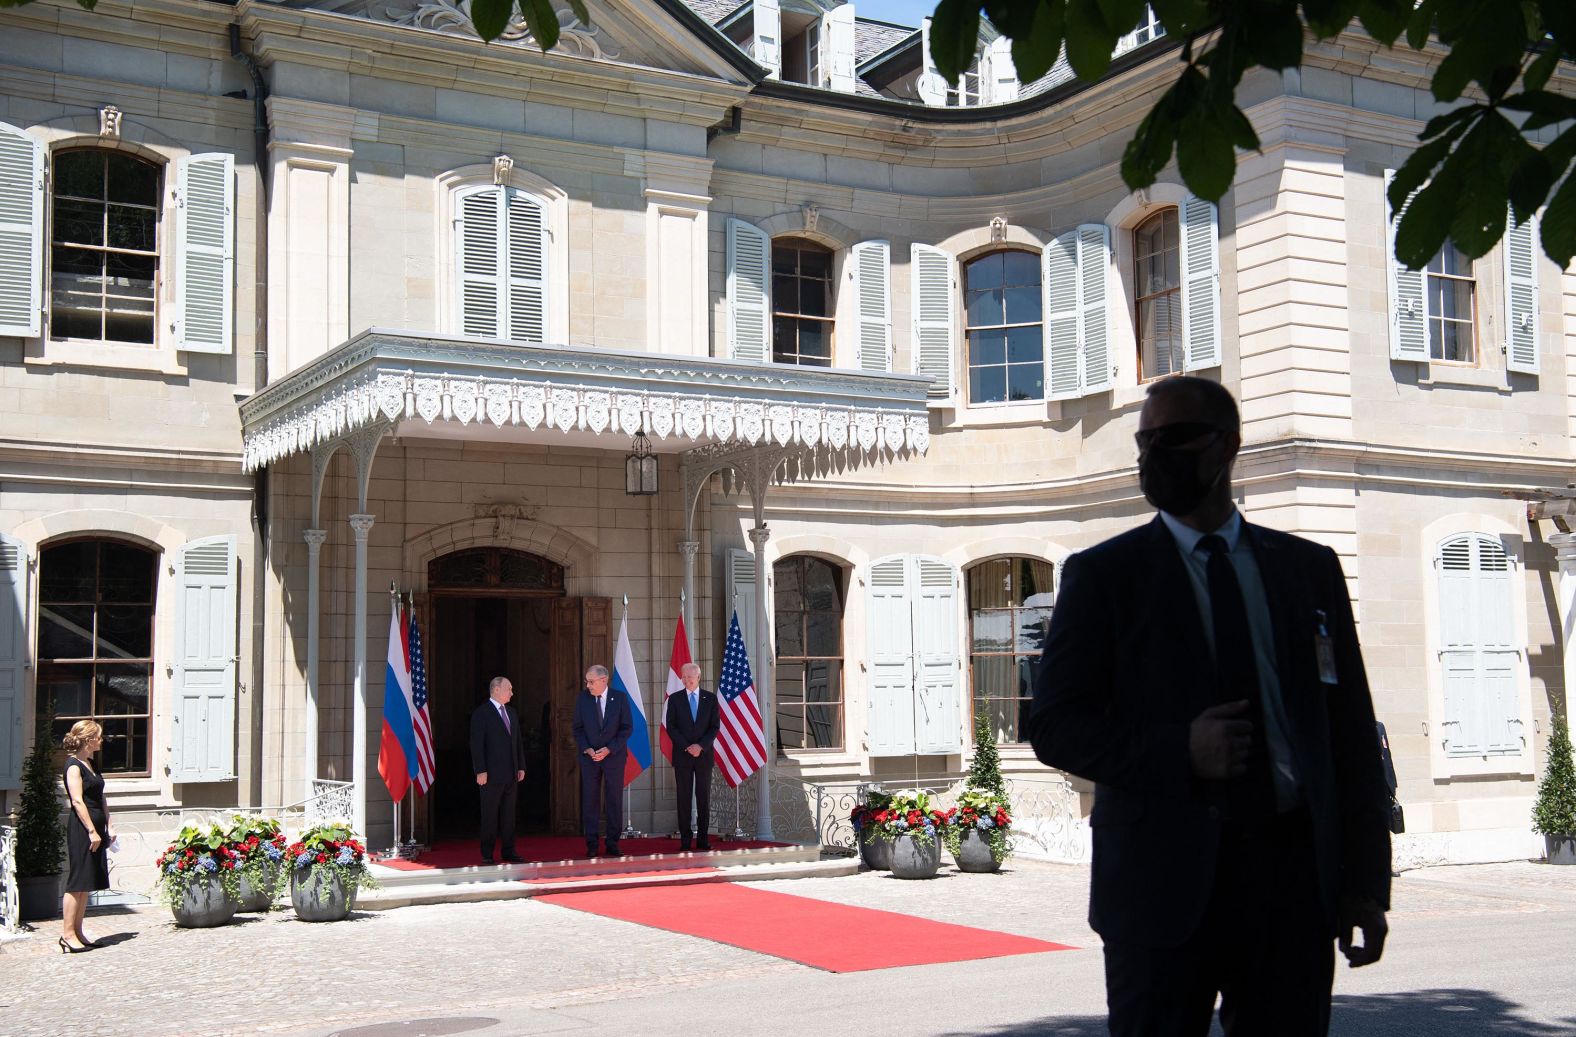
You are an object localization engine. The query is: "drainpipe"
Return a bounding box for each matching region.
[228,23,270,394]
[706,106,742,144]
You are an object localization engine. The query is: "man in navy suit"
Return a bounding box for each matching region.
[469,676,525,865]
[573,664,632,857]
[1030,376,1391,1036]
[664,661,720,851]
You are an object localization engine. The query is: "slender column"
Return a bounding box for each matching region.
[749,522,773,839]
[1550,533,1576,738]
[678,540,699,657]
[303,528,327,803]
[349,513,375,836]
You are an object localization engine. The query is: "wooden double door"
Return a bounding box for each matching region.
[418,594,611,840]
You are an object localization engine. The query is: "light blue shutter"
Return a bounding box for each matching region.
[911,243,955,399]
[853,240,891,372]
[913,558,961,754]
[0,535,25,789]
[1180,194,1220,371]
[1436,537,1479,756]
[1437,535,1524,758]
[1385,169,1429,361]
[506,190,547,344]
[1472,539,1522,754]
[867,556,915,756]
[0,122,45,338]
[1504,208,1539,375]
[1078,223,1113,392]
[1044,232,1080,400]
[727,548,763,685]
[727,219,770,362]
[174,153,234,354]
[169,536,238,783]
[457,185,503,338]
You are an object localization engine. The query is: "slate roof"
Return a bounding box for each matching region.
[682,0,749,24]
[853,19,916,66]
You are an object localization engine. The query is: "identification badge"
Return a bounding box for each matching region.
[1315,609,1338,685]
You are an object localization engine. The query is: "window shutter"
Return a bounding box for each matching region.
[916,19,946,105]
[1436,536,1479,756]
[0,122,43,339]
[867,556,915,756]
[1472,539,1521,754]
[727,218,771,363]
[170,535,238,783]
[457,185,503,338]
[506,190,547,344]
[822,4,856,92]
[1044,232,1081,400]
[727,548,764,683]
[981,35,1018,104]
[174,153,235,354]
[0,535,26,789]
[753,0,782,78]
[1078,223,1113,392]
[853,239,891,372]
[1504,207,1539,375]
[1180,194,1221,371]
[1436,535,1524,759]
[1384,169,1429,362]
[911,243,955,399]
[912,558,961,754]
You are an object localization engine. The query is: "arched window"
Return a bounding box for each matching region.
[771,238,834,366]
[1134,207,1182,379]
[965,250,1042,404]
[967,556,1056,743]
[51,149,161,344]
[1436,534,1520,757]
[453,184,548,343]
[772,555,844,750]
[36,539,158,775]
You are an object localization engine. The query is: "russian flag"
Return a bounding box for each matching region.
[378,604,419,803]
[658,613,691,763]
[611,611,651,787]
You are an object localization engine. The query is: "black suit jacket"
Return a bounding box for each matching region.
[1029,515,1391,948]
[572,690,632,757]
[664,687,720,756]
[469,699,525,784]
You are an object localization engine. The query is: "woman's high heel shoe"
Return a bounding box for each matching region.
[58,937,91,954]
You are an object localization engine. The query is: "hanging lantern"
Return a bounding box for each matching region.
[625,426,658,496]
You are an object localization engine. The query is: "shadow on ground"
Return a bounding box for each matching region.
[938,989,1576,1036]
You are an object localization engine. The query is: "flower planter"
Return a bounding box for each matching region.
[889,834,941,879]
[859,831,892,871]
[172,876,237,928]
[291,869,356,922]
[18,874,61,921]
[235,864,281,912]
[954,827,1002,873]
[1546,834,1576,865]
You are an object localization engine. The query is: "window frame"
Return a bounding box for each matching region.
[1424,241,1479,366]
[965,556,1056,746]
[771,554,846,753]
[770,237,836,368]
[963,247,1045,407]
[1133,206,1182,382]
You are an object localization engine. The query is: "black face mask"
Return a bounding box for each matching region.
[1139,442,1226,516]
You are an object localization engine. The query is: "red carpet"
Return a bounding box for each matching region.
[375,837,786,871]
[523,867,717,885]
[537,883,1075,972]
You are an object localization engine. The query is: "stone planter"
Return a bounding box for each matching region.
[235,864,281,912]
[171,877,237,928]
[889,833,941,880]
[1546,834,1576,865]
[858,831,892,871]
[18,874,61,921]
[953,827,1002,873]
[291,869,356,922]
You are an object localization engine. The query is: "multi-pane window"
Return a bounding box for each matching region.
[36,540,157,775]
[1135,208,1182,379]
[773,555,844,751]
[1426,241,1476,363]
[1116,5,1167,53]
[945,63,981,107]
[772,239,834,366]
[965,250,1042,403]
[968,556,1055,743]
[50,149,161,344]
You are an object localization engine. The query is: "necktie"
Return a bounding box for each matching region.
[689,691,698,722]
[598,694,605,722]
[1198,534,1275,819]
[499,704,510,734]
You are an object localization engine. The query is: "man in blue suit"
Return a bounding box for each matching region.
[1031,376,1391,1036]
[573,664,631,857]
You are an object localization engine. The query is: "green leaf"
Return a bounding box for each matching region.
[1302,0,1362,39]
[1064,0,1116,79]
[1394,162,1464,269]
[1011,1,1067,83]
[1176,104,1237,201]
[1507,153,1553,224]
[930,0,982,83]
[470,0,514,43]
[1355,0,1409,46]
[1430,3,1529,103]
[1241,3,1306,70]
[1147,0,1208,35]
[1388,123,1469,216]
[1419,103,1481,142]
[1095,0,1147,35]
[1121,82,1186,189]
[521,0,560,50]
[1537,168,1576,268]
[564,0,590,28]
[1406,0,1440,50]
[1503,91,1576,133]
[1523,44,1561,94]
[1220,102,1261,151]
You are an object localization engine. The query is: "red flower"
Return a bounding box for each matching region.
[316,852,328,864]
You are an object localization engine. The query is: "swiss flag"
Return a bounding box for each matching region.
[658,614,691,763]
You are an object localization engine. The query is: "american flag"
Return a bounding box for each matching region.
[409,614,436,793]
[714,610,767,788]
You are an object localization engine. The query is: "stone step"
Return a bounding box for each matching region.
[369,842,822,889]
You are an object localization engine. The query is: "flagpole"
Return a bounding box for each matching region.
[621,595,638,841]
[385,586,408,860]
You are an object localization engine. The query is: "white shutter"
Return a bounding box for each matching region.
[912,558,962,754]
[911,243,955,399]
[1180,194,1220,371]
[727,548,764,684]
[917,18,947,105]
[853,239,891,372]
[170,535,238,783]
[457,185,503,338]
[822,4,856,92]
[981,35,1018,104]
[1436,535,1525,758]
[506,190,547,344]
[1504,207,1539,375]
[1078,223,1113,392]
[727,218,771,363]
[1044,232,1081,400]
[1473,539,1522,754]
[0,535,26,789]
[753,0,782,78]
[1385,169,1429,362]
[174,153,235,354]
[867,556,915,756]
[0,123,44,339]
[1436,537,1479,756]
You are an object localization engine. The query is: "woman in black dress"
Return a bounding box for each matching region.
[61,720,113,952]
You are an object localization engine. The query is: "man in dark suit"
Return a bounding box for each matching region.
[1030,376,1391,1037]
[664,661,720,851]
[469,675,525,865]
[572,664,632,857]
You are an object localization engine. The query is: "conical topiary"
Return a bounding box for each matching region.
[965,712,1008,806]
[1532,713,1576,838]
[16,713,64,879]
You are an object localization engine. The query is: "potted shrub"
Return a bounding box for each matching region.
[152,824,240,928]
[285,820,375,921]
[15,715,64,921]
[867,790,954,880]
[222,815,288,911]
[945,790,1014,873]
[850,789,895,871]
[1532,715,1576,865]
